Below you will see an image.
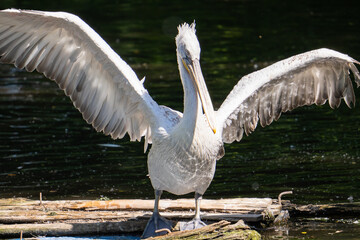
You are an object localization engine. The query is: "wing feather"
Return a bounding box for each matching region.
[217,48,360,143]
[0,9,169,147]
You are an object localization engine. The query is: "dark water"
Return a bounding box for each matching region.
[1,0,360,239]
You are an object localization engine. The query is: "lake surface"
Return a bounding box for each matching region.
[1,0,360,239]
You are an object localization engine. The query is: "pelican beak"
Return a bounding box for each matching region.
[182,58,217,134]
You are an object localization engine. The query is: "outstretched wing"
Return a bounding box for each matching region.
[216,48,360,143]
[0,9,168,148]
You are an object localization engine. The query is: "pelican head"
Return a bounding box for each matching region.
[175,23,216,134]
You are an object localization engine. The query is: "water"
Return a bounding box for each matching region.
[1,0,360,239]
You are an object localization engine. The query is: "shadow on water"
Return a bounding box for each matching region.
[1,0,360,239]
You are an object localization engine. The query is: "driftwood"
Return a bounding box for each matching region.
[149,220,261,240]
[0,197,280,238]
[0,197,280,213]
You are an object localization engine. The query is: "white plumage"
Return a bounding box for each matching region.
[0,9,359,237]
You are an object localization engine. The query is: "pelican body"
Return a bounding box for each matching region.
[148,25,224,196]
[0,9,359,238]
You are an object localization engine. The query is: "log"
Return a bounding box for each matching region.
[0,197,280,213]
[67,198,276,212]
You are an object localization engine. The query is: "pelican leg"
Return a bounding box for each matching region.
[141,190,172,239]
[180,192,206,231]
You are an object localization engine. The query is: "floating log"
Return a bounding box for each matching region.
[0,197,280,213]
[0,197,280,238]
[67,198,277,212]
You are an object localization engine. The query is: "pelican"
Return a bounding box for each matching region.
[0,9,360,238]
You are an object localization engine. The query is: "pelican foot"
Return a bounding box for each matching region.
[141,212,173,239]
[180,218,206,231]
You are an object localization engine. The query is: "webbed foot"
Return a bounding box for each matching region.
[141,212,173,239]
[180,217,206,231]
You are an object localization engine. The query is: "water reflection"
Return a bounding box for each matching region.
[0,1,360,207]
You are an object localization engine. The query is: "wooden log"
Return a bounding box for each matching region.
[0,197,279,213]
[65,198,275,212]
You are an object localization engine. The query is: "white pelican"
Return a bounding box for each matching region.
[0,9,359,238]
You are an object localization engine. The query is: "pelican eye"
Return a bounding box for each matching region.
[185,49,191,58]
[184,56,192,64]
